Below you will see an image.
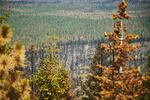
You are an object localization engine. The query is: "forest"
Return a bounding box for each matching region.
[0,0,150,100]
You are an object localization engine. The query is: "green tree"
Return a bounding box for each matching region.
[79,41,109,99]
[32,35,73,100]
[85,42,103,99]
[0,24,31,99]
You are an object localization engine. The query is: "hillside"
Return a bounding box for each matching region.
[0,0,150,47]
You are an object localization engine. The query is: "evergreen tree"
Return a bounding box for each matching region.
[85,42,103,99]
[79,41,109,99]
[0,24,31,99]
[92,0,148,99]
[32,35,73,100]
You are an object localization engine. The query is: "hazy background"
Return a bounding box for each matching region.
[0,0,150,47]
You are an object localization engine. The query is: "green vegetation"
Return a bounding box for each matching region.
[8,15,150,46]
[32,35,73,99]
[8,15,112,46]
[0,1,148,46]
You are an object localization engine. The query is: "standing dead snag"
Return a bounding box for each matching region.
[94,0,148,99]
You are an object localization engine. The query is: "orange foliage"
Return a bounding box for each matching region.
[125,34,139,41]
[94,0,148,99]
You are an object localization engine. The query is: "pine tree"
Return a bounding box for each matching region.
[0,24,31,99]
[93,0,148,99]
[79,41,109,99]
[32,35,73,100]
[85,42,103,99]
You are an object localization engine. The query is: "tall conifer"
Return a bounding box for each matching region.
[93,0,148,99]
